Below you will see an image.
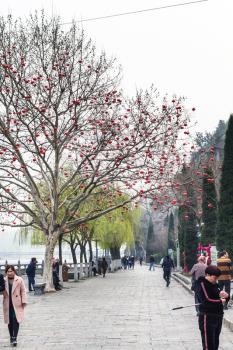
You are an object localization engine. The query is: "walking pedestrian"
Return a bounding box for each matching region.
[148,255,155,271]
[131,256,135,269]
[101,257,108,277]
[190,256,207,314]
[139,257,143,266]
[122,256,128,270]
[3,265,27,347]
[217,251,232,310]
[26,257,37,291]
[128,256,132,269]
[196,265,228,350]
[161,255,174,287]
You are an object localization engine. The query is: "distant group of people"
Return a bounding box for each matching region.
[121,255,135,270]
[92,257,109,277]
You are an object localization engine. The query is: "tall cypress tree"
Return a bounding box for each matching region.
[216,115,233,257]
[168,212,175,250]
[146,215,155,261]
[201,167,217,245]
[184,185,198,270]
[178,166,198,270]
[178,206,185,268]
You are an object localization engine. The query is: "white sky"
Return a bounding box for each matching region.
[1,0,233,133]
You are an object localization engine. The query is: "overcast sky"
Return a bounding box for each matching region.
[1,0,233,133]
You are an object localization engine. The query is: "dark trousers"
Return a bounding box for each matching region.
[8,316,19,339]
[194,281,200,312]
[218,280,231,305]
[194,291,199,312]
[199,314,223,350]
[28,276,35,291]
[92,267,97,276]
[163,270,171,284]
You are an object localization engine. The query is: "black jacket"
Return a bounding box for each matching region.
[26,262,37,278]
[162,257,175,271]
[0,273,5,292]
[149,256,155,263]
[196,276,223,315]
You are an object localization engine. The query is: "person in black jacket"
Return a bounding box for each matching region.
[0,273,5,293]
[101,257,108,278]
[196,265,228,350]
[161,255,175,287]
[26,257,37,291]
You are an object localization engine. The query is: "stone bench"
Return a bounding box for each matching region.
[34,283,46,295]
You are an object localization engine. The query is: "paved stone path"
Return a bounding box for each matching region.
[1,265,233,349]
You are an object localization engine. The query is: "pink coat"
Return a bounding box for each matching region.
[3,275,27,324]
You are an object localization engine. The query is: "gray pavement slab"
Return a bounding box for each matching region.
[0,265,233,349]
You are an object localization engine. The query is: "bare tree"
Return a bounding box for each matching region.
[0,14,190,290]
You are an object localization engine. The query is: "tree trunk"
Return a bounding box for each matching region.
[58,235,63,284]
[70,244,77,264]
[88,240,93,262]
[70,243,78,281]
[110,246,121,260]
[84,243,87,263]
[58,235,63,264]
[43,235,58,292]
[80,245,85,263]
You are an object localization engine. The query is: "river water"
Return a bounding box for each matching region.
[0,228,80,264]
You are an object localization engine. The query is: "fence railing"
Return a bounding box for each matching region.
[0,261,91,277]
[0,259,122,278]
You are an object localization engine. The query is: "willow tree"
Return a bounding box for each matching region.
[94,205,139,259]
[0,14,191,290]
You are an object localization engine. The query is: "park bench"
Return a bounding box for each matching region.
[33,283,46,295]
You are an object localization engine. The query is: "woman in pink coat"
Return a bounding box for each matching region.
[3,265,27,347]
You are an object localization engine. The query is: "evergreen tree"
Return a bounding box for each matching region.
[177,165,198,270]
[184,185,198,270]
[216,115,233,257]
[146,215,155,261]
[168,212,175,250]
[201,167,217,245]
[178,206,186,268]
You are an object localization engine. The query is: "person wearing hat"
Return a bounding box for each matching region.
[196,265,228,350]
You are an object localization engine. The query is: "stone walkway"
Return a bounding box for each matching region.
[1,265,233,349]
